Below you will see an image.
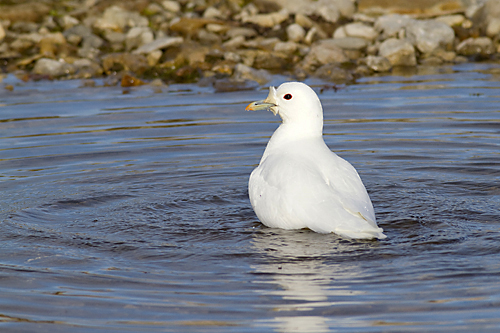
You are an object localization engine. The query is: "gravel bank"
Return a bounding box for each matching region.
[1,0,499,90]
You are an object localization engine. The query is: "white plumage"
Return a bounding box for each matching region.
[246,82,386,240]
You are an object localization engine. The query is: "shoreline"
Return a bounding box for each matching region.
[1,0,499,90]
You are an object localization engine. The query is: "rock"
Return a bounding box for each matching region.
[253,51,290,70]
[198,29,222,45]
[72,58,102,78]
[0,25,4,43]
[233,63,271,85]
[336,22,378,41]
[435,14,465,27]
[33,58,74,77]
[274,41,298,54]
[161,1,181,13]
[125,27,154,51]
[329,37,368,50]
[223,35,246,49]
[59,15,80,30]
[101,53,149,74]
[272,0,354,21]
[313,63,353,83]
[301,39,349,71]
[94,6,148,32]
[456,37,495,56]
[169,17,215,36]
[379,38,417,66]
[316,1,340,23]
[0,3,50,23]
[121,73,146,87]
[133,36,183,54]
[39,32,66,58]
[364,55,392,72]
[203,7,225,19]
[405,20,455,54]
[242,9,289,28]
[147,50,163,66]
[375,14,415,40]
[213,78,259,92]
[486,18,500,37]
[287,23,306,43]
[226,27,257,39]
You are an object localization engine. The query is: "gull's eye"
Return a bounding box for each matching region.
[283,93,292,100]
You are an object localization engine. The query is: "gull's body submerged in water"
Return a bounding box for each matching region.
[246,82,386,240]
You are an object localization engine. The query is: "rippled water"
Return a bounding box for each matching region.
[1,63,499,332]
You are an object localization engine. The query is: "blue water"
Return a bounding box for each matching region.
[0,63,499,332]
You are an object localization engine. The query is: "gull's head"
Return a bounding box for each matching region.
[246,82,323,128]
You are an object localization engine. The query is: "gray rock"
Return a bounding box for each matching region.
[94,6,148,31]
[33,58,74,77]
[456,37,495,56]
[336,22,378,41]
[364,55,392,72]
[226,27,257,39]
[274,41,298,54]
[301,39,348,71]
[375,14,415,40]
[233,63,271,85]
[329,37,368,50]
[126,27,154,51]
[405,20,455,54]
[313,63,353,83]
[271,0,355,21]
[287,23,306,43]
[242,9,289,28]
[161,0,181,13]
[133,36,183,54]
[378,38,416,66]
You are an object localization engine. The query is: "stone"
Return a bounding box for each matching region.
[295,13,314,29]
[329,37,368,50]
[456,37,495,56]
[301,39,348,71]
[72,58,102,78]
[287,23,306,43]
[364,55,392,72]
[33,58,74,77]
[226,27,257,39]
[39,32,66,57]
[101,53,149,74]
[125,27,154,51]
[233,63,271,85]
[169,17,215,36]
[341,22,378,41]
[375,14,415,40]
[253,51,290,70]
[133,36,183,54]
[405,20,455,54]
[223,35,246,49]
[0,3,49,23]
[0,25,5,43]
[203,7,224,19]
[486,18,500,37]
[313,63,353,83]
[379,38,417,66]
[94,6,148,32]
[162,1,181,12]
[435,14,465,27]
[59,15,80,30]
[147,50,163,67]
[242,9,289,28]
[274,41,298,54]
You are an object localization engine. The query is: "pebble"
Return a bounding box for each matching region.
[33,58,74,77]
[406,20,455,54]
[379,38,417,66]
[456,37,495,56]
[286,23,306,43]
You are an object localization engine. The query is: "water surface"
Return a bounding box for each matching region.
[1,63,499,332]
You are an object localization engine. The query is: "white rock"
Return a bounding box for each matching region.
[333,26,347,39]
[486,17,500,37]
[330,37,368,50]
[203,7,223,19]
[94,6,148,31]
[233,63,271,85]
[0,25,5,43]
[132,36,183,54]
[364,55,392,72]
[301,39,349,70]
[287,23,305,42]
[126,26,154,51]
[274,41,298,53]
[375,14,415,40]
[379,38,416,66]
[242,9,289,28]
[405,20,455,54]
[33,58,74,77]
[343,22,378,41]
[456,37,495,56]
[435,14,465,27]
[161,1,181,12]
